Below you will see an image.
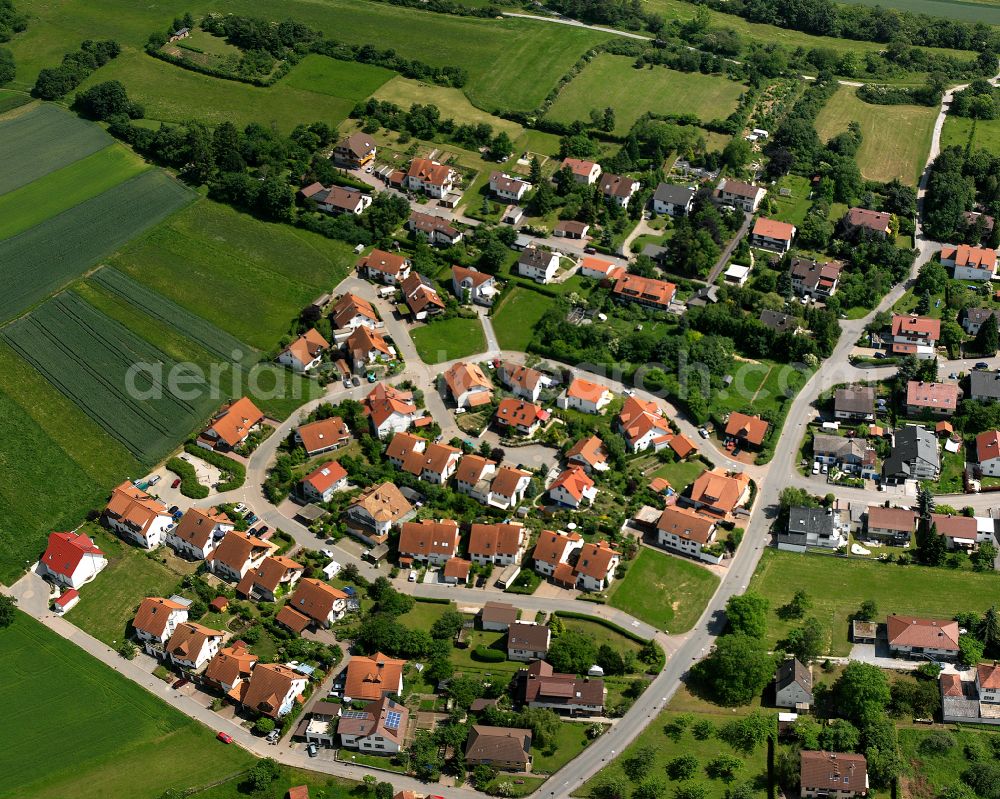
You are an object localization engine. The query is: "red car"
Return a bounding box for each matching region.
[171,478,181,489]
[217,731,234,744]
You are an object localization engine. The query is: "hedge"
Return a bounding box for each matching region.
[553,610,650,644]
[414,596,451,605]
[184,443,245,490]
[472,646,506,662]
[166,457,209,499]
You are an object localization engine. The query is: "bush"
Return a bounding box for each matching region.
[254,717,276,735]
[472,646,506,663]
[166,457,208,499]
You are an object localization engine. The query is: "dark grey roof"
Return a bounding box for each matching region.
[961,307,1000,327]
[787,507,835,538]
[969,369,1000,400]
[760,309,795,332]
[835,386,875,415]
[775,657,813,693]
[519,246,555,269]
[883,425,938,478]
[653,183,695,205]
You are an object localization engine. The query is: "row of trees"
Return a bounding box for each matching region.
[32,39,120,100]
[951,79,1000,120]
[924,146,1000,245]
[0,0,26,43]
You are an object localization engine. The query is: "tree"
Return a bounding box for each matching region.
[705,754,742,782]
[0,48,16,87]
[959,633,986,666]
[530,180,556,216]
[376,782,394,799]
[725,593,769,639]
[721,137,751,172]
[490,131,513,160]
[548,629,597,674]
[818,719,860,752]
[718,711,771,754]
[834,662,891,724]
[779,589,811,620]
[666,754,699,781]
[784,618,824,662]
[976,313,999,356]
[254,717,275,735]
[592,774,629,799]
[633,777,666,799]
[972,541,998,572]
[430,607,465,640]
[623,745,658,781]
[690,634,775,706]
[244,758,279,793]
[856,599,878,622]
[602,107,615,133]
[979,605,1000,654]
[916,522,947,567]
[529,156,542,184]
[74,80,142,120]
[0,594,16,628]
[117,639,138,660]
[861,716,901,788]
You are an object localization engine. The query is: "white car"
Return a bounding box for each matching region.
[233,503,248,516]
[321,549,335,559]
[408,570,417,582]
[812,462,820,475]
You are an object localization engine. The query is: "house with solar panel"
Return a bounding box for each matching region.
[337,696,409,754]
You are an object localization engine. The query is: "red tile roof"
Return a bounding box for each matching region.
[725,412,769,446]
[41,531,104,578]
[942,244,997,270]
[496,398,546,428]
[296,417,350,454]
[207,397,264,447]
[549,465,595,502]
[886,614,959,651]
[398,519,460,558]
[613,273,676,308]
[892,314,940,339]
[752,217,795,241]
[302,460,348,494]
[905,381,958,411]
[344,652,407,701]
[977,430,1000,463]
[846,206,891,233]
[468,523,524,558]
[657,505,716,544]
[359,249,409,277]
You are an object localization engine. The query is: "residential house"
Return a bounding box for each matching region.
[203,640,257,695]
[800,751,868,799]
[516,660,605,716]
[562,158,601,185]
[812,434,875,477]
[334,132,376,168]
[488,466,533,510]
[612,273,676,312]
[616,395,672,452]
[725,412,769,449]
[164,621,223,671]
[358,249,411,284]
[169,27,190,41]
[400,272,445,320]
[503,205,524,225]
[444,361,493,409]
[236,662,307,718]
[960,307,1000,336]
[331,293,378,332]
[578,256,624,282]
[555,541,620,592]
[656,505,720,563]
[940,664,1000,724]
[554,220,590,239]
[466,725,533,771]
[236,556,304,603]
[283,578,348,628]
[199,397,264,451]
[278,328,329,372]
[343,652,406,701]
[346,325,392,372]
[38,531,107,589]
[300,183,372,215]
[518,247,560,284]
[363,383,419,438]
[750,217,796,252]
[386,432,461,485]
[337,696,408,754]
[495,398,548,436]
[296,417,351,457]
[166,507,233,561]
[452,265,497,306]
[834,386,876,422]
[682,469,752,518]
[406,157,456,198]
[977,662,1000,703]
[206,530,273,583]
[717,178,766,212]
[490,172,531,202]
[778,506,848,552]
[844,207,892,238]
[455,455,497,500]
[652,183,695,216]
[941,244,997,281]
[507,623,551,661]
[566,435,610,473]
[480,601,518,631]
[559,377,613,414]
[977,430,1000,477]
[468,523,525,566]
[968,369,1000,402]
[409,211,463,246]
[131,597,188,655]
[547,465,597,509]
[931,513,979,550]
[599,173,640,208]
[882,425,939,482]
[759,309,798,334]
[775,657,813,709]
[103,481,173,550]
[497,361,545,402]
[345,482,412,543]
[397,519,461,566]
[865,506,917,544]
[791,258,843,298]
[906,380,960,417]
[886,614,960,661]
[724,263,752,286]
[443,557,471,585]
[532,530,584,581]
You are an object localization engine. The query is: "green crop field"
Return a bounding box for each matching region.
[0,170,194,322]
[941,114,1000,156]
[546,55,746,134]
[491,287,554,351]
[3,292,216,463]
[607,548,719,632]
[410,316,487,363]
[0,90,30,114]
[1,612,253,799]
[851,0,1000,24]
[283,54,395,100]
[750,549,1000,656]
[0,103,113,195]
[815,86,937,185]
[107,200,354,350]
[0,145,150,240]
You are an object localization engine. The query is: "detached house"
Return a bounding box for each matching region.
[579,256,624,282]
[203,640,257,696]
[452,265,498,306]
[931,513,979,551]
[480,601,519,631]
[652,183,695,217]
[164,621,224,671]
[237,556,304,603]
[488,466,533,510]
[300,183,372,215]
[775,657,813,709]
[791,258,843,299]
[465,726,533,772]
[344,652,406,701]
[206,530,273,583]
[865,505,917,544]
[562,157,601,185]
[386,432,461,484]
[346,325,392,372]
[507,622,551,661]
[558,541,620,592]
[518,247,560,284]
[468,522,525,566]
[444,361,493,409]
[834,386,875,422]
[337,696,408,755]
[358,249,411,285]
[882,425,939,482]
[976,430,1000,477]
[296,416,351,457]
[278,328,329,372]
[406,157,456,198]
[905,381,959,417]
[682,469,751,518]
[960,307,1000,336]
[547,465,597,509]
[517,660,605,716]
[199,397,264,451]
[968,369,1000,402]
[281,578,348,629]
[132,597,188,655]
[532,530,584,581]
[495,398,548,436]
[617,395,672,452]
[104,481,173,550]
[656,505,719,563]
[886,614,960,661]
[398,519,461,566]
[167,507,233,561]
[599,173,640,208]
[400,272,446,320]
[750,217,796,253]
[334,132,376,168]
[941,244,997,281]
[364,383,418,438]
[39,531,107,589]
[345,482,412,543]
[237,662,307,718]
[717,178,766,212]
[497,361,545,402]
[566,434,610,473]
[409,211,463,246]
[301,460,349,503]
[612,273,676,312]
[844,207,891,238]
[778,506,848,551]
[554,220,590,239]
[725,412,769,450]
[800,751,868,799]
[890,314,939,359]
[559,377,613,414]
[331,293,378,332]
[455,454,497,500]
[490,171,532,202]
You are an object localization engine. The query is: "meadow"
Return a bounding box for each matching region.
[749,549,1000,656]
[941,114,1000,156]
[0,612,253,799]
[815,85,937,185]
[546,56,746,134]
[410,316,487,363]
[0,89,30,114]
[283,54,395,100]
[491,287,557,351]
[0,145,149,240]
[850,0,1000,24]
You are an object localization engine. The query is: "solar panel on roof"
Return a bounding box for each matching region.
[341,709,369,719]
[385,710,401,729]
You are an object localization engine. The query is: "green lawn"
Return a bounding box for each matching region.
[188,769,357,799]
[491,287,554,351]
[932,446,967,494]
[649,457,707,492]
[749,548,1000,656]
[410,316,488,364]
[815,85,937,185]
[607,548,719,633]
[708,359,812,422]
[769,174,814,228]
[281,54,396,100]
[898,726,1000,796]
[0,89,30,114]
[574,708,768,799]
[558,616,646,657]
[546,55,746,134]
[1,612,253,799]
[398,599,453,630]
[941,114,1000,156]
[532,723,594,774]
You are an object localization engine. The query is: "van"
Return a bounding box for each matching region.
[148,474,161,486]
[812,462,820,475]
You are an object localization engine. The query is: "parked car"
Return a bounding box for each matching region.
[256,525,269,536]
[343,376,352,388]
[698,428,709,439]
[321,549,335,558]
[148,475,161,486]
[266,729,280,744]
[352,375,361,387]
[171,478,181,489]
[234,503,248,515]
[408,570,417,582]
[247,528,257,536]
[168,505,179,515]
[812,461,820,475]
[307,743,318,757]
[976,362,989,369]
[173,677,190,689]
[245,514,259,526]
[217,732,234,744]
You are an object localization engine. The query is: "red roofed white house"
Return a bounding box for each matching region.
[53,589,80,614]
[612,273,676,312]
[976,663,1000,703]
[295,417,351,457]
[844,206,892,238]
[398,519,461,566]
[346,325,393,372]
[548,465,597,509]
[363,383,419,438]
[717,178,766,212]
[750,217,796,253]
[656,505,720,564]
[599,173,641,208]
[200,397,264,451]
[559,377,614,414]
[39,531,107,589]
[452,265,498,306]
[976,430,1000,476]
[406,157,457,198]
[557,541,620,592]
[579,256,624,282]
[886,614,960,661]
[278,328,329,372]
[890,314,939,359]
[905,381,959,417]
[562,157,602,185]
[495,398,549,436]
[164,621,224,670]
[400,272,446,320]
[490,171,532,202]
[104,481,173,550]
[132,596,189,653]
[617,395,672,452]
[301,460,349,503]
[468,522,526,566]
[386,432,461,485]
[358,249,411,285]
[531,530,583,580]
[444,361,493,409]
[166,507,233,561]
[941,244,998,281]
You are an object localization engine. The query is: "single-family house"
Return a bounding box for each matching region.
[968,369,1000,402]
[931,513,979,551]
[616,395,672,452]
[490,171,532,202]
[886,614,960,661]
[132,597,188,654]
[344,652,406,701]
[977,430,1000,477]
[811,434,874,476]
[166,507,233,561]
[236,662,307,718]
[891,314,940,359]
[206,530,273,583]
[334,133,376,168]
[296,417,351,457]
[800,751,868,799]
[497,361,545,402]
[599,173,640,208]
[750,217,796,252]
[791,258,843,298]
[882,425,939,482]
[865,505,917,543]
[488,466,533,510]
[941,244,997,281]
[977,662,1000,703]
[465,725,533,771]
[656,505,719,563]
[408,211,463,246]
[759,309,798,334]
[406,157,456,198]
[507,622,551,662]
[495,398,548,436]
[358,249,411,285]
[283,578,348,628]
[300,460,349,503]
[468,522,525,566]
[38,531,107,589]
[559,377,613,414]
[834,386,876,422]
[337,696,408,754]
[164,621,224,671]
[516,660,605,716]
[532,530,584,581]
[775,657,813,709]
[386,432,461,484]
[578,256,624,282]
[566,435,610,473]
[345,482,412,543]
[553,220,590,239]
[331,293,378,332]
[906,381,959,417]
[398,518,461,566]
[452,265,497,306]
[203,640,257,695]
[559,541,620,592]
[518,247,560,284]
[236,556,304,603]
[455,455,497,501]
[682,469,752,518]
[562,158,601,185]
[960,307,1000,336]
[301,184,372,215]
[103,481,172,550]
[278,328,329,372]
[346,325,392,373]
[612,273,676,311]
[400,272,445,320]
[844,207,891,238]
[480,601,518,631]
[725,412,769,449]
[547,465,597,509]
[442,557,471,585]
[199,397,264,451]
[778,506,848,551]
[717,178,766,212]
[444,361,493,409]
[652,183,695,217]
[363,383,419,439]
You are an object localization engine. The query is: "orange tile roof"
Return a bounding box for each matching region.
[296,417,350,454]
[977,430,1000,463]
[207,397,264,447]
[689,469,750,514]
[347,325,391,359]
[906,381,958,411]
[443,557,471,580]
[657,506,716,544]
[208,530,273,573]
[350,482,412,524]
[752,216,795,241]
[444,361,492,400]
[165,622,223,661]
[886,614,959,651]
[283,328,328,366]
[359,249,409,277]
[286,577,347,624]
[532,530,582,566]
[500,361,544,393]
[669,433,697,459]
[386,432,460,476]
[579,255,618,275]
[490,466,531,498]
[452,264,494,288]
[725,412,769,446]
[941,244,997,270]
[132,596,187,638]
[566,377,610,404]
[575,541,619,581]
[455,454,496,485]
[800,751,867,793]
[613,273,676,308]
[276,605,311,633]
[892,314,940,339]
[468,523,524,558]
[866,505,917,531]
[302,460,348,494]
[930,513,978,541]
[344,652,407,701]
[331,292,377,329]
[978,662,1000,690]
[398,519,460,558]
[204,640,257,687]
[239,662,304,718]
[562,157,598,177]
[172,507,231,550]
[401,272,445,315]
[407,157,453,187]
[617,395,671,447]
[105,482,168,534]
[549,465,595,502]
[567,435,608,468]
[363,384,417,429]
[496,398,546,428]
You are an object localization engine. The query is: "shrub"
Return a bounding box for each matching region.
[472,646,506,663]
[254,717,275,735]
[166,457,208,499]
